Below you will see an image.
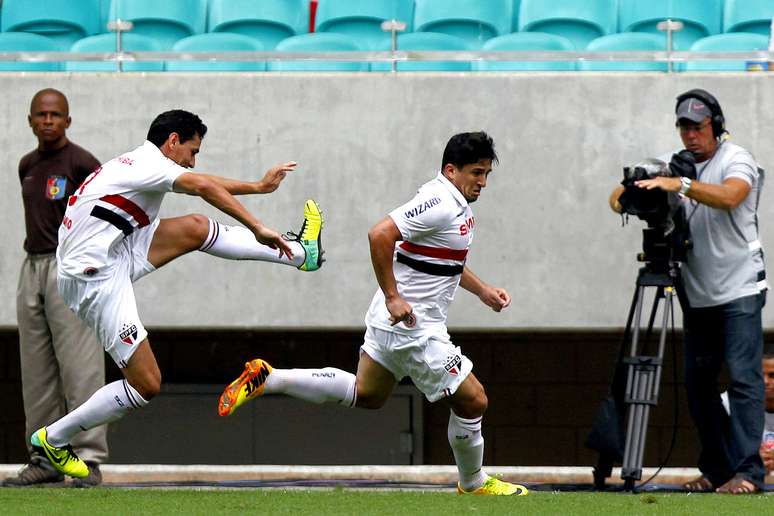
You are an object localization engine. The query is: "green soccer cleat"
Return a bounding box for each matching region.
[30,427,89,479]
[285,199,324,272]
[457,476,529,496]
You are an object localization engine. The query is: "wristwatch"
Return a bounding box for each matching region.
[679,177,692,195]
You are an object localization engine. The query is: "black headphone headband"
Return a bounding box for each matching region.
[675,88,726,138]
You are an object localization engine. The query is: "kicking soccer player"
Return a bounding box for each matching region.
[219,132,527,496]
[31,109,324,479]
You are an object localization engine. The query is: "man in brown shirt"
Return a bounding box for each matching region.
[2,89,107,487]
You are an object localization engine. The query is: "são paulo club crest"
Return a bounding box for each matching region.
[46,176,67,200]
[119,323,139,346]
[444,354,462,376]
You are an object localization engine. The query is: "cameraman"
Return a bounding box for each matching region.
[610,89,767,494]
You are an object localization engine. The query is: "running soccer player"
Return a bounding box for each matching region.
[219,132,527,496]
[31,109,324,479]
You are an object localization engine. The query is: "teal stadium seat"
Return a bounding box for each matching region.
[167,33,265,71]
[579,33,667,72]
[723,0,774,36]
[519,0,617,50]
[109,0,206,49]
[315,0,414,51]
[414,0,512,49]
[65,33,165,71]
[0,32,61,71]
[682,33,770,72]
[267,33,367,72]
[99,0,112,32]
[511,0,521,32]
[209,0,308,50]
[371,32,471,72]
[472,32,575,71]
[618,0,722,51]
[1,0,101,50]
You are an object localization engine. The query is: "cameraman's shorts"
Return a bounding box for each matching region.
[361,325,473,403]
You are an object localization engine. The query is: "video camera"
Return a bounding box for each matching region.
[618,151,696,268]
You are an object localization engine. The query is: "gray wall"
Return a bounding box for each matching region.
[2,73,772,328]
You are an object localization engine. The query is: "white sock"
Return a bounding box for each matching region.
[448,411,487,491]
[265,368,357,407]
[46,380,149,447]
[199,219,305,267]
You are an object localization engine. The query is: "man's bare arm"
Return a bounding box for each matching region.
[194,161,297,195]
[368,217,413,325]
[173,172,292,257]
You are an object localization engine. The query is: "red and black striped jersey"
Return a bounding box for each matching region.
[57,141,187,280]
[366,172,475,335]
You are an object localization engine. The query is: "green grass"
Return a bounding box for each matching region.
[0,488,770,516]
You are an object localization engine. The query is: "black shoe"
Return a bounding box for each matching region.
[71,462,102,488]
[1,456,64,487]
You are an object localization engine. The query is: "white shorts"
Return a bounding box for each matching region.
[57,221,158,368]
[360,325,473,403]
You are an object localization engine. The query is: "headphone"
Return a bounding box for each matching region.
[675,88,726,138]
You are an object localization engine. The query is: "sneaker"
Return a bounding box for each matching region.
[218,359,273,417]
[71,462,102,488]
[457,476,529,496]
[285,199,324,272]
[30,428,89,479]
[1,456,64,487]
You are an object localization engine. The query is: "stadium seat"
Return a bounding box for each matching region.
[65,33,165,72]
[267,33,367,72]
[414,0,512,49]
[512,0,521,32]
[618,0,722,51]
[166,33,265,72]
[579,33,667,72]
[681,33,770,72]
[109,0,206,49]
[0,32,61,71]
[1,0,101,50]
[209,0,308,50]
[472,32,575,71]
[518,0,617,50]
[99,0,112,32]
[315,0,414,51]
[371,32,471,72]
[723,0,774,36]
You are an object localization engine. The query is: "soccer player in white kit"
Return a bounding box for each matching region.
[30,110,324,479]
[219,132,528,496]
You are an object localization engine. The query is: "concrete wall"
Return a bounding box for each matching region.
[2,73,773,328]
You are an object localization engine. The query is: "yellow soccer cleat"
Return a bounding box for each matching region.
[218,359,273,417]
[457,476,529,496]
[285,199,324,272]
[30,427,89,479]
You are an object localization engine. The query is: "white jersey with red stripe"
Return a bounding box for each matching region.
[57,141,187,280]
[365,171,475,336]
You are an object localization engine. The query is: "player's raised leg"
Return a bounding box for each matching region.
[447,374,528,496]
[147,199,324,271]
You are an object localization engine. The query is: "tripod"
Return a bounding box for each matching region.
[589,261,679,491]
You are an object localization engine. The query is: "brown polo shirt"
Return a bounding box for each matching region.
[19,141,101,254]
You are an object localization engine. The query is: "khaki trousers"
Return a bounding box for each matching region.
[16,253,108,463]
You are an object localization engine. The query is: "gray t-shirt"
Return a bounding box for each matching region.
[665,141,765,307]
[765,412,774,450]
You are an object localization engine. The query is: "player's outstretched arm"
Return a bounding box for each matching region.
[197,161,297,195]
[460,266,511,312]
[173,172,293,257]
[368,216,414,326]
